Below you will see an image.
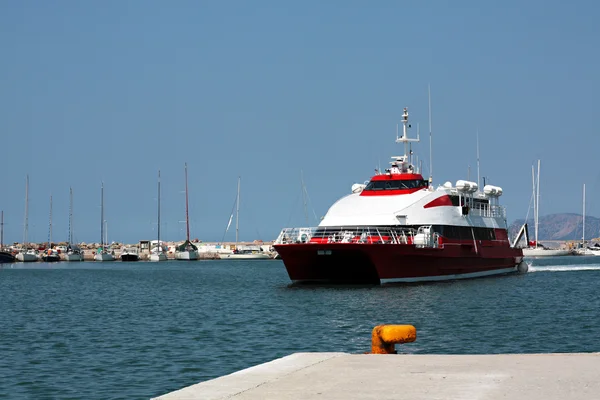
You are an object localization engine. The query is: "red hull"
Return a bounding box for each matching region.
[274,242,524,284]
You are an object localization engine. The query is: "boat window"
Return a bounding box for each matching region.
[434,225,496,240]
[364,179,428,191]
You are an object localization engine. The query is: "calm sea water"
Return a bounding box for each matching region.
[1,256,599,399]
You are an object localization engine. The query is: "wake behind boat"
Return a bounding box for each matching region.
[274,105,526,284]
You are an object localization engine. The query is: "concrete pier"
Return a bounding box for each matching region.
[153,352,600,399]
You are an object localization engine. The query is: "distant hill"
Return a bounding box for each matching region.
[508,213,600,241]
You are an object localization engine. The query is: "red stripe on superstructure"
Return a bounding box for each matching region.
[360,188,422,196]
[369,173,424,181]
[423,195,454,208]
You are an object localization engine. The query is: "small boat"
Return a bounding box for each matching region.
[41,248,60,262]
[175,163,199,261]
[222,177,271,260]
[16,249,38,262]
[575,183,600,256]
[95,182,115,262]
[120,247,140,262]
[0,250,14,264]
[16,175,37,262]
[64,244,83,261]
[65,187,83,261]
[224,246,271,260]
[522,161,570,257]
[150,170,168,262]
[0,211,15,263]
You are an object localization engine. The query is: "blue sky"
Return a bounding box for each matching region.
[1,0,599,244]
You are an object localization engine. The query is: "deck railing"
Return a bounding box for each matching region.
[274,226,439,246]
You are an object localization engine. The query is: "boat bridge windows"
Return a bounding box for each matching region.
[364,179,429,191]
[432,225,496,241]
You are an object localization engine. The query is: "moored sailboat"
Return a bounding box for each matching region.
[16,175,37,262]
[576,183,600,256]
[522,161,570,257]
[65,187,83,261]
[223,176,270,260]
[175,163,198,260]
[0,211,15,263]
[150,170,168,262]
[95,182,115,261]
[41,195,60,262]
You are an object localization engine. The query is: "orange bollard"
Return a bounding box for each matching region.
[370,325,417,354]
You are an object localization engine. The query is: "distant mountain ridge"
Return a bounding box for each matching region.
[508,213,600,241]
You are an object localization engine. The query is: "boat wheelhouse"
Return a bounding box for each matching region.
[274,107,526,284]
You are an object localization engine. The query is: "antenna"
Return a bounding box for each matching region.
[301,170,309,225]
[428,84,433,184]
[476,128,481,190]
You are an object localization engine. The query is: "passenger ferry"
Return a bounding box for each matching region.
[273,107,526,283]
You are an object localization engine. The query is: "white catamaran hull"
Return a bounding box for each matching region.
[64,253,83,261]
[175,251,198,260]
[522,248,571,257]
[16,252,38,262]
[224,253,271,260]
[95,253,115,261]
[150,253,168,262]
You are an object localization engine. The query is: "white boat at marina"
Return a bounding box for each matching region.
[16,249,38,262]
[95,182,115,262]
[522,247,571,257]
[64,245,83,261]
[224,246,271,260]
[222,177,271,260]
[150,170,168,262]
[575,183,600,256]
[522,160,570,257]
[150,247,168,262]
[16,175,37,263]
[65,187,83,261]
[175,163,199,261]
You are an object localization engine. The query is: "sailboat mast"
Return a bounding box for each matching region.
[428,83,433,184]
[583,183,586,245]
[184,163,190,242]
[535,160,540,248]
[48,195,53,247]
[100,182,104,247]
[1,210,4,249]
[235,176,240,244]
[157,170,161,246]
[24,175,29,248]
[69,187,73,244]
